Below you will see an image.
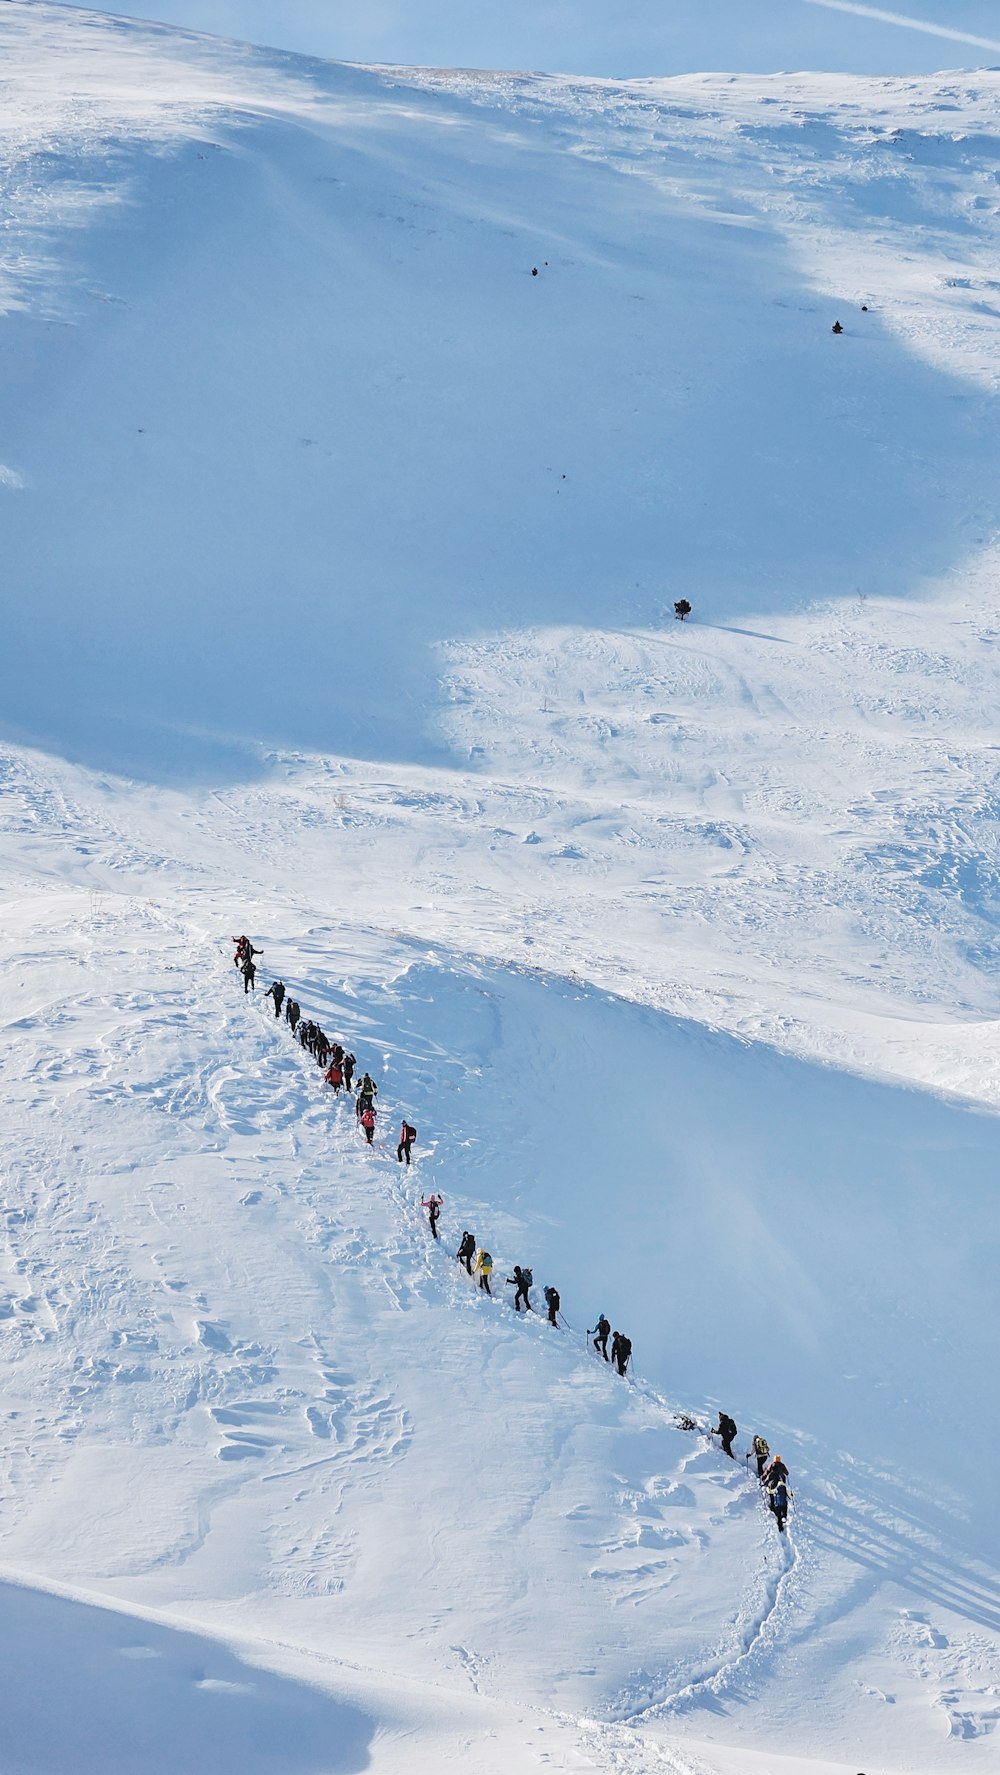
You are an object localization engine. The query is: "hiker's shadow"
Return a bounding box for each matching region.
[805,1492,1000,1636]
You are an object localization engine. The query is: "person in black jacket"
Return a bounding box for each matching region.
[715,1412,737,1458]
[456,1231,475,1276]
[544,1284,560,1327]
[591,1314,610,1360]
[506,1266,532,1312]
[762,1454,789,1489]
[286,998,300,1032]
[612,1331,632,1376]
[265,980,285,1018]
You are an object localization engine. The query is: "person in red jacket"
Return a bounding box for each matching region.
[397,1120,416,1165]
[360,1104,376,1145]
[324,1058,344,1092]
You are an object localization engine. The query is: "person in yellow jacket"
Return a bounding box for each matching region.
[475,1249,493,1296]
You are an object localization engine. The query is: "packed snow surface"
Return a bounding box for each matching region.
[2,5,1000,1771]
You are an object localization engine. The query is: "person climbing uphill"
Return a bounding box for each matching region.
[475,1248,493,1295]
[544,1284,560,1327]
[360,1103,376,1145]
[342,1052,356,1091]
[265,980,285,1018]
[242,955,257,994]
[397,1121,416,1165]
[768,1476,790,1533]
[714,1412,737,1458]
[590,1314,610,1360]
[761,1453,789,1490]
[421,1194,443,1239]
[456,1231,476,1276]
[611,1331,632,1376]
[752,1433,770,1479]
[285,997,300,1032]
[324,1056,344,1092]
[506,1265,533,1312]
[356,1073,378,1118]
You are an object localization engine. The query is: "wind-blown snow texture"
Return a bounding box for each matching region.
[2,6,1000,1772]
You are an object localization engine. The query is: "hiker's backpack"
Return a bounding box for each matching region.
[522,1268,533,1289]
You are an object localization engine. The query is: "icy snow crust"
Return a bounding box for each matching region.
[2,5,1000,1771]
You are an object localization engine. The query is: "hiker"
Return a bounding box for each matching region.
[331,1042,344,1067]
[232,935,248,967]
[315,1031,331,1067]
[343,1052,356,1091]
[762,1453,789,1490]
[456,1231,476,1276]
[715,1412,737,1458]
[591,1314,610,1360]
[265,980,285,1018]
[360,1103,376,1145]
[612,1331,632,1376]
[298,1019,312,1049]
[544,1284,560,1327]
[768,1477,790,1533]
[421,1194,443,1239]
[356,1073,378,1116]
[324,1057,344,1092]
[397,1121,417,1166]
[475,1248,493,1295]
[832,320,843,334]
[752,1434,770,1479]
[241,956,256,994]
[506,1265,533,1313]
[286,998,300,1032]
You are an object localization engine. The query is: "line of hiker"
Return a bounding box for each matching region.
[232,934,262,994]
[702,1412,792,1534]
[451,1233,566,1332]
[231,936,417,1163]
[232,936,791,1535]
[587,1311,633,1377]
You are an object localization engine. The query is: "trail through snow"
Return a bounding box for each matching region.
[4,6,1000,1771]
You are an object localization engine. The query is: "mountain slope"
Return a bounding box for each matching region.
[3,6,1000,1772]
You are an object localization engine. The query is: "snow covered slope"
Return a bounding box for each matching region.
[3,6,1000,1772]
